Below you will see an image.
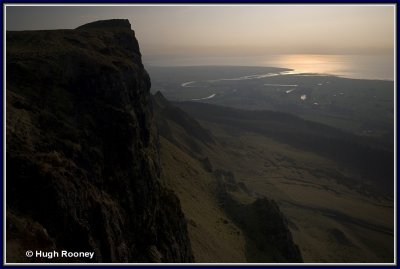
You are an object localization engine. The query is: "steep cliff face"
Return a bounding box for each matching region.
[6,19,193,262]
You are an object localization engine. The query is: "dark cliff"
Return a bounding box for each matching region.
[6,19,193,262]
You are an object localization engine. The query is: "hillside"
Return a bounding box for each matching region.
[6,19,193,263]
[153,92,302,263]
[201,121,393,262]
[153,93,393,262]
[175,101,393,196]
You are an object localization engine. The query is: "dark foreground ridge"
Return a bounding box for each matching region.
[6,19,193,262]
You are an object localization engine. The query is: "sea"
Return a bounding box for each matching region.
[144,54,394,81]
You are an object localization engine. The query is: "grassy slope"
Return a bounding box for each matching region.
[155,93,393,262]
[175,101,393,194]
[159,137,247,262]
[199,121,393,262]
[159,120,393,262]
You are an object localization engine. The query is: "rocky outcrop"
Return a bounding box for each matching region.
[6,19,193,262]
[216,173,302,262]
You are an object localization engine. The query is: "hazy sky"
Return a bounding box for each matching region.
[6,5,395,65]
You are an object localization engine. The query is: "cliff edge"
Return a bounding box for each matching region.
[6,19,193,262]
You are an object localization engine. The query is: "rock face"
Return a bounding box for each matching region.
[216,174,303,262]
[6,19,193,262]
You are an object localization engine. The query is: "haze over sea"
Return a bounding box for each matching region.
[144,54,394,81]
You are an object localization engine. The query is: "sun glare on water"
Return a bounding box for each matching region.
[263,54,349,76]
[260,54,393,80]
